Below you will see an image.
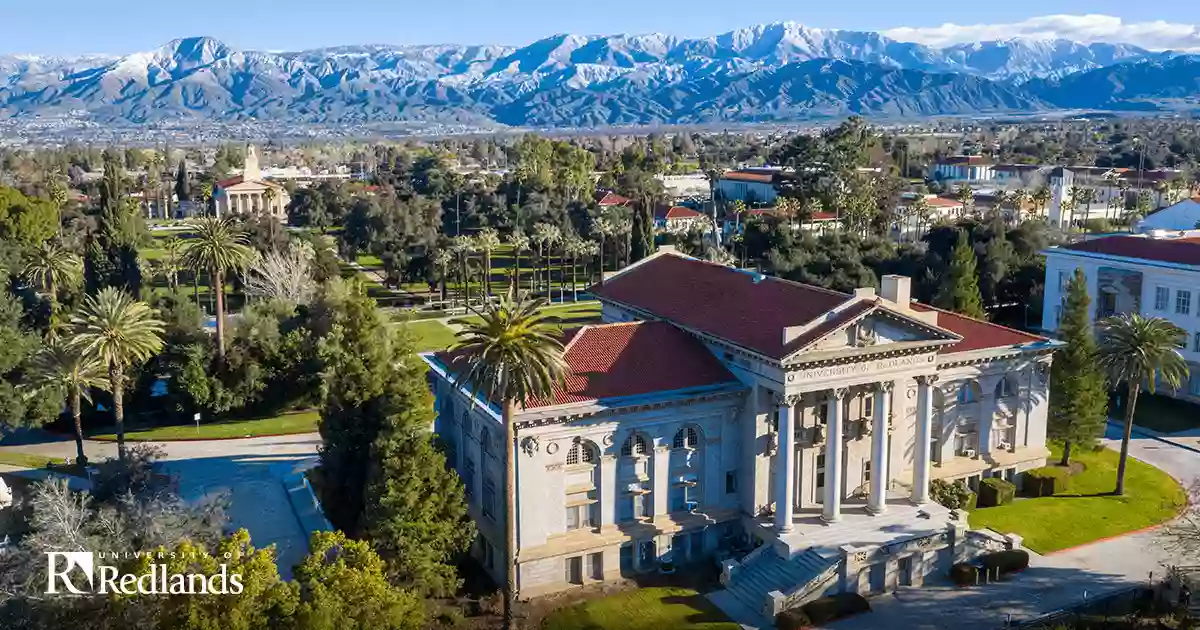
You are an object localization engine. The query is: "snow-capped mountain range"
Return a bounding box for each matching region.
[0,22,1194,126]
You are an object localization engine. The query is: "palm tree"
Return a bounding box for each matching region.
[181,216,254,359]
[532,224,561,300]
[26,339,106,465]
[199,182,214,216]
[71,288,165,460]
[451,235,476,307]
[1011,189,1031,222]
[21,241,82,321]
[1077,187,1097,228]
[474,227,501,297]
[954,184,974,218]
[562,234,586,302]
[262,187,279,245]
[1096,314,1190,495]
[161,236,183,290]
[448,291,568,630]
[433,248,453,303]
[1033,186,1052,219]
[506,231,530,294]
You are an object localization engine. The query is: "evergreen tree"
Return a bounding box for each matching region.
[174,159,190,206]
[630,202,655,262]
[1047,269,1109,465]
[84,158,142,295]
[315,281,470,595]
[935,230,986,319]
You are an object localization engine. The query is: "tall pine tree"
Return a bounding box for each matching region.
[630,201,655,262]
[1048,268,1109,465]
[84,157,143,295]
[935,230,986,319]
[315,280,471,596]
[174,159,190,208]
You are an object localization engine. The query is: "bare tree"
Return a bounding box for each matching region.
[243,241,317,305]
[1160,480,1200,558]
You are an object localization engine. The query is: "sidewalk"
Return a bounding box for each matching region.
[1111,419,1200,455]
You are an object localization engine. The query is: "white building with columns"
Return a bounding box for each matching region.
[213,146,289,221]
[424,251,1057,624]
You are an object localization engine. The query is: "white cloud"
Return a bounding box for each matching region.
[882,14,1200,51]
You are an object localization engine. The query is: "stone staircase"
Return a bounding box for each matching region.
[709,547,836,629]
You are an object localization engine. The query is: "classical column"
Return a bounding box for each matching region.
[599,454,617,529]
[822,388,848,523]
[774,394,798,533]
[867,381,894,515]
[651,443,670,522]
[912,375,938,505]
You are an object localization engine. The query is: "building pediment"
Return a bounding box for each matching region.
[781,301,961,364]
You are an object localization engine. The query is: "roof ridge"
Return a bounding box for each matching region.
[561,325,591,354]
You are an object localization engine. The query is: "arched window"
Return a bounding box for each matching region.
[672,426,699,449]
[566,439,598,466]
[957,381,982,404]
[621,434,647,457]
[480,427,490,457]
[994,377,1016,399]
[461,411,474,436]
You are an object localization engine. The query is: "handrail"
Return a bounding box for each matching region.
[780,557,841,610]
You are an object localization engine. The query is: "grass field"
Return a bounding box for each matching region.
[0,451,65,469]
[89,410,321,441]
[541,587,738,630]
[453,301,602,328]
[402,320,460,353]
[967,443,1186,553]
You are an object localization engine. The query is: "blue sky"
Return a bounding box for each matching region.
[2,1,1199,54]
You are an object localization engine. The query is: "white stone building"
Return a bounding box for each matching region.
[425,252,1057,623]
[1042,232,1200,402]
[716,169,780,205]
[213,146,289,221]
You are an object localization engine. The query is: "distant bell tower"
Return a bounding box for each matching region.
[244,145,262,180]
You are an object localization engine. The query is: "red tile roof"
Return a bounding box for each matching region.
[216,176,244,189]
[436,321,738,409]
[722,170,776,183]
[1059,235,1200,267]
[595,191,632,206]
[940,156,992,166]
[926,197,965,209]
[590,253,1046,359]
[656,206,704,220]
[910,304,1043,353]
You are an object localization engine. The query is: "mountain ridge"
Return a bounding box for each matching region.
[0,24,1195,127]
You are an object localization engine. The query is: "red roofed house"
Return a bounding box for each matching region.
[654,205,706,232]
[1042,232,1200,403]
[716,168,780,205]
[213,146,289,221]
[424,250,1057,615]
[594,190,632,208]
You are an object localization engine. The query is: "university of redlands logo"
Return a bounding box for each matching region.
[46,551,244,595]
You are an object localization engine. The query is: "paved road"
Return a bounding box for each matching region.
[0,432,321,579]
[831,424,1199,630]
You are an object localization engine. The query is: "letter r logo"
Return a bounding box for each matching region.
[46,552,94,594]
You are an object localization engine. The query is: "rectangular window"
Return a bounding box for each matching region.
[1190,375,1200,397]
[1178,290,1192,315]
[725,471,738,494]
[863,460,871,483]
[1156,286,1170,311]
[463,459,475,499]
[1058,271,1068,293]
[482,478,495,521]
[588,552,604,580]
[620,545,634,573]
[566,505,579,530]
[1194,332,1200,353]
[566,556,583,584]
[619,496,634,522]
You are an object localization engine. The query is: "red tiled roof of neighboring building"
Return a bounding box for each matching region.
[910,304,1043,353]
[1058,235,1200,266]
[736,208,837,221]
[216,176,244,189]
[941,156,992,166]
[656,206,703,220]
[595,191,632,206]
[590,253,1046,359]
[810,211,838,221]
[722,170,776,183]
[925,197,964,209]
[435,321,738,409]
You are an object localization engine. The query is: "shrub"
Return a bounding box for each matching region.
[931,478,974,510]
[801,593,870,625]
[775,609,812,630]
[981,549,1029,575]
[1024,466,1070,497]
[950,562,979,586]
[977,477,1017,507]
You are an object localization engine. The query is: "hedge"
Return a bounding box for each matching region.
[1023,466,1070,497]
[775,609,811,630]
[977,477,1016,507]
[951,562,979,586]
[801,593,871,625]
[981,549,1029,576]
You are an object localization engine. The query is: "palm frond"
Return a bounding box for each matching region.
[69,287,166,375]
[1097,313,1190,394]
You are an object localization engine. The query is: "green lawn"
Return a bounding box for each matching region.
[542,587,738,630]
[355,253,384,268]
[1116,393,1200,434]
[89,410,321,441]
[400,320,459,353]
[454,301,602,328]
[968,443,1186,553]
[0,451,65,469]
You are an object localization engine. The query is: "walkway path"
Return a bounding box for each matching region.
[0,432,321,579]
[829,423,1198,630]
